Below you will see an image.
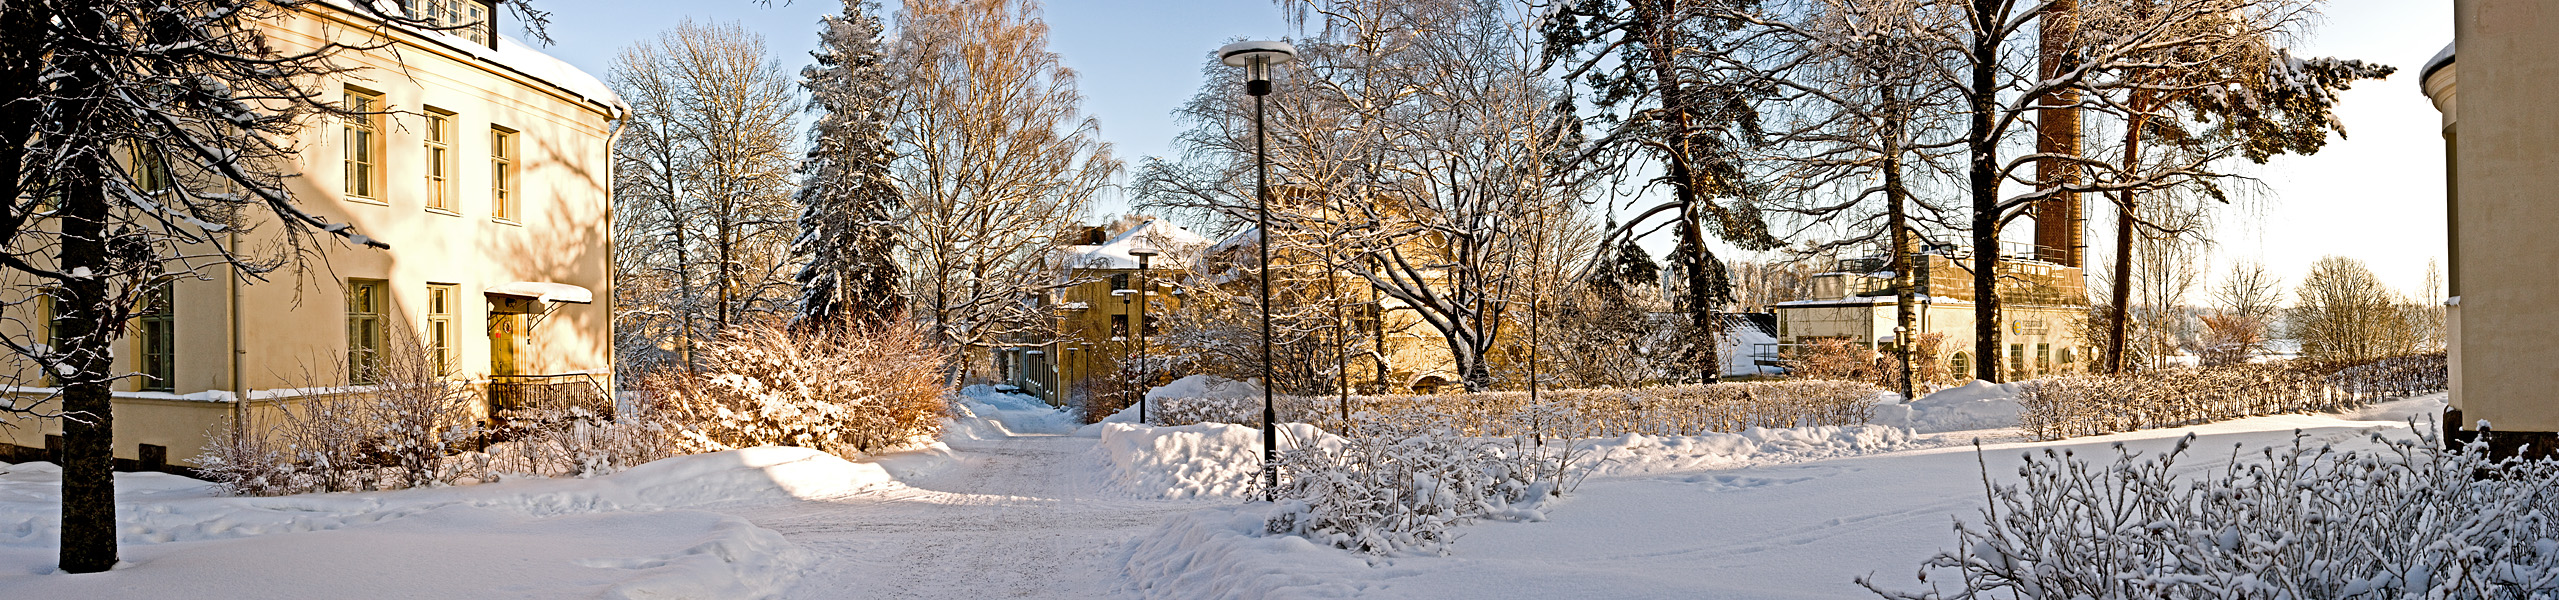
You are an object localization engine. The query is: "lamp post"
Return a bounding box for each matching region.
[1221,39,1295,501]
[1130,238,1160,424]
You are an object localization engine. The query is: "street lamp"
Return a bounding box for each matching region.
[1129,237,1160,425]
[1220,39,1295,501]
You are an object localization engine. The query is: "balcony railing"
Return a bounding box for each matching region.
[488,373,613,419]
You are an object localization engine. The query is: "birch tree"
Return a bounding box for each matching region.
[1144,0,1589,392]
[610,21,803,374]
[889,0,1115,381]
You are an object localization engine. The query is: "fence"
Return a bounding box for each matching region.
[2018,353,2447,441]
[487,373,614,420]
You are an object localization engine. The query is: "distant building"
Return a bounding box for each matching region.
[995,219,1209,403]
[2424,3,2559,456]
[1769,247,2091,381]
[1,1,620,470]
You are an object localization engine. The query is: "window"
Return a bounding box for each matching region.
[347,279,386,384]
[1949,352,1970,377]
[342,88,383,200]
[127,144,173,193]
[1109,273,1130,291]
[401,0,492,47]
[43,291,64,386]
[2035,343,2051,374]
[489,126,516,221]
[2059,347,2076,365]
[2008,343,2025,376]
[424,109,455,212]
[1110,314,1128,340]
[425,284,456,376]
[137,284,175,391]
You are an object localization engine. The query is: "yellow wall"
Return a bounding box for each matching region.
[2440,0,2559,432]
[0,5,617,468]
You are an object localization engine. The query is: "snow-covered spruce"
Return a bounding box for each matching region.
[1265,412,1586,556]
[1867,429,2559,599]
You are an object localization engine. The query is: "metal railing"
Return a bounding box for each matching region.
[487,372,613,419]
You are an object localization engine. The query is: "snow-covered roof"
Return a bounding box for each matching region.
[1060,220,1211,271]
[486,281,594,304]
[2422,41,2456,87]
[320,0,628,119]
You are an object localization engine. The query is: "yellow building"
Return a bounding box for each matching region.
[1772,249,2091,380]
[1,1,620,470]
[2425,2,2559,456]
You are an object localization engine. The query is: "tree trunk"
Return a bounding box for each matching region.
[1968,1,2005,383]
[1883,83,1917,400]
[1634,0,1723,385]
[55,128,117,575]
[2107,105,2148,375]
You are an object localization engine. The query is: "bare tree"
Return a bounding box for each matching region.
[889,0,1116,382]
[611,21,804,374]
[2286,255,2414,363]
[2199,260,2281,366]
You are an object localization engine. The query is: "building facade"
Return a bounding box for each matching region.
[0,1,620,470]
[1771,251,2091,381]
[2424,0,2559,455]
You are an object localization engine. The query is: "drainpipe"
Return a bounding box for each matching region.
[602,109,625,401]
[229,221,245,444]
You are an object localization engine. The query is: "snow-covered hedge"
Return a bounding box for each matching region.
[1147,380,1880,438]
[2018,353,2446,440]
[651,322,946,458]
[1868,429,2559,599]
[1266,412,1584,555]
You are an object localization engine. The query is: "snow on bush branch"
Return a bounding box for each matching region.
[1267,410,1589,555]
[1866,427,2559,599]
[649,321,946,458]
[1149,380,1880,439]
[2020,353,2446,440]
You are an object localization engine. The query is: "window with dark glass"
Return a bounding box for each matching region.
[138,284,174,391]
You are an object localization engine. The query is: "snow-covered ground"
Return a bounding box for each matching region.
[0,383,2447,599]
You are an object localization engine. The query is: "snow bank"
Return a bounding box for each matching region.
[1080,374,1265,432]
[1122,505,1375,600]
[950,384,1080,438]
[1869,380,2025,433]
[1091,422,1338,499]
[0,447,892,596]
[1579,425,1924,477]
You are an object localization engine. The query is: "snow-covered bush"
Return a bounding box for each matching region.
[651,321,945,458]
[1148,380,1879,438]
[470,403,679,479]
[1867,429,2559,599]
[200,332,482,495]
[1265,411,1585,555]
[2018,353,2447,440]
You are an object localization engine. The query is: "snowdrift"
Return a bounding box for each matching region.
[0,447,898,597]
[1580,425,1923,477]
[1869,380,2026,433]
[1091,422,1339,499]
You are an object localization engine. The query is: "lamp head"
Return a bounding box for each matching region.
[1218,40,1297,96]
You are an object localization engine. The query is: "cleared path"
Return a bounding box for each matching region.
[740,432,1217,599]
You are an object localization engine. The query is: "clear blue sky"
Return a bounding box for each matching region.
[522,0,2454,299]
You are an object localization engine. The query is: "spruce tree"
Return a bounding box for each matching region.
[792,0,903,329]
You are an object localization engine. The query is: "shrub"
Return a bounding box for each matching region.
[651,321,946,457]
[1266,410,1585,555]
[1147,380,1880,439]
[199,331,484,495]
[2017,353,2447,441]
[1867,430,2559,599]
[1787,337,1879,382]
